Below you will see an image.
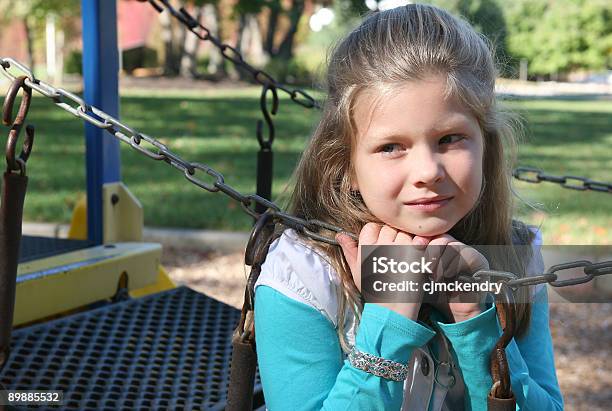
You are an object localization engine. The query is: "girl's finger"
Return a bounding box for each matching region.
[394,231,413,244]
[336,233,358,265]
[360,222,382,245]
[378,225,398,244]
[440,243,467,280]
[441,248,461,278]
[450,249,489,304]
[456,245,489,274]
[411,235,430,250]
[428,234,456,245]
[335,233,361,290]
[424,235,454,280]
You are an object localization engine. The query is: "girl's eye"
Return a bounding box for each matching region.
[439,134,465,145]
[380,143,403,154]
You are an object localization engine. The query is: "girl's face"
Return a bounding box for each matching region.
[351,75,484,237]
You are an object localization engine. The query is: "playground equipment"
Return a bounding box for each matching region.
[0,1,611,410]
[0,2,270,409]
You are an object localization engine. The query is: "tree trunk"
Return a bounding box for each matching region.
[235,13,247,55]
[241,14,266,67]
[204,2,226,79]
[160,8,176,75]
[276,0,304,61]
[175,8,188,75]
[264,0,281,56]
[231,13,248,80]
[179,6,203,78]
[234,14,267,82]
[45,14,56,82]
[24,16,35,72]
[56,26,64,86]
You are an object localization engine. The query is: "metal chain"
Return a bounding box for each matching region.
[460,260,612,289]
[514,166,612,194]
[139,0,320,110]
[0,56,345,243]
[1,57,610,291]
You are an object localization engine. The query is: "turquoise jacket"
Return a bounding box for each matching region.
[254,284,564,411]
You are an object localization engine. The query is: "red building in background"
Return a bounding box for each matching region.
[118,0,157,51]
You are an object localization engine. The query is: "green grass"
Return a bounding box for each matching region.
[16,89,612,244]
[504,97,611,244]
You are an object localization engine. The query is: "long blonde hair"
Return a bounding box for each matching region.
[282,4,535,353]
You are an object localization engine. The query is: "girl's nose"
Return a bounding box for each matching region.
[408,145,444,186]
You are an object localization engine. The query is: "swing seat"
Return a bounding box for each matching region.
[1,286,265,409]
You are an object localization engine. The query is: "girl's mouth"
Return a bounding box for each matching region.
[404,197,453,211]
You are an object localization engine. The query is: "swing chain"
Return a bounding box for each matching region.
[456,260,612,293]
[1,57,610,291]
[514,166,612,193]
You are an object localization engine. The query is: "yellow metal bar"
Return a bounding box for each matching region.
[14,242,161,325]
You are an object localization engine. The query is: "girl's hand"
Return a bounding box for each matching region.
[416,234,489,323]
[336,223,423,321]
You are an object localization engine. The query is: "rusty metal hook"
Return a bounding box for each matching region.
[237,212,277,341]
[244,213,276,306]
[256,82,279,149]
[490,282,517,401]
[3,76,34,175]
[245,210,277,267]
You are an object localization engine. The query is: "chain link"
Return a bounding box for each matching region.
[514,166,612,194]
[2,57,611,291]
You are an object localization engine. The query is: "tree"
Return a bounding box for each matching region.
[234,0,267,69]
[159,0,185,75]
[231,0,307,82]
[506,0,611,77]
[275,0,305,60]
[158,0,224,78]
[179,0,210,78]
[264,0,282,55]
[0,0,79,73]
[202,1,227,79]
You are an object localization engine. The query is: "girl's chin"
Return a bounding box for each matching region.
[400,221,453,238]
[409,229,446,238]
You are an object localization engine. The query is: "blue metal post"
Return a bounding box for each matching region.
[81,0,121,245]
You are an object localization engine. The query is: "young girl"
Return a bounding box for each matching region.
[253,4,563,410]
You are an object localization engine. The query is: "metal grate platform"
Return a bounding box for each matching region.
[19,236,92,264]
[1,286,263,410]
